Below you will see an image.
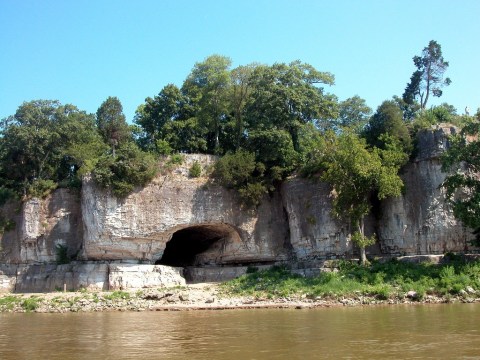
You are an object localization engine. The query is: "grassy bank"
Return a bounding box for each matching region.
[221,257,480,302]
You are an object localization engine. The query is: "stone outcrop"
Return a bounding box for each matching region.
[80,155,290,265]
[0,189,82,264]
[379,125,472,255]
[0,125,477,291]
[109,264,185,290]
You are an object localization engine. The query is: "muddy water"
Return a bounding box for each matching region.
[0,304,479,359]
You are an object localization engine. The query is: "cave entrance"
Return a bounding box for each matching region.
[156,224,237,267]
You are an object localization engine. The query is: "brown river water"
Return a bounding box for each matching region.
[0,304,479,359]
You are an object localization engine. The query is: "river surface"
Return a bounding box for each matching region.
[0,304,479,359]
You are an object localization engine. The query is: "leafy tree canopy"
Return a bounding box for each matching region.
[403,40,451,109]
[364,100,412,155]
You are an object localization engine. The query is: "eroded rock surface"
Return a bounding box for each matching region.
[0,126,477,285]
[80,155,289,265]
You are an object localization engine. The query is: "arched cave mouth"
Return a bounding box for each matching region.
[155,224,237,267]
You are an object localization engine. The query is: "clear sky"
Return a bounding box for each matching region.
[1,0,479,122]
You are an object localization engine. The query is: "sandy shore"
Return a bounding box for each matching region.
[1,282,479,313]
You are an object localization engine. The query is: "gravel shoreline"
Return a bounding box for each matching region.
[1,282,479,313]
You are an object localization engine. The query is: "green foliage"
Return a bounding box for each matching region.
[238,182,268,208]
[168,153,184,165]
[364,100,412,154]
[21,296,40,312]
[213,150,267,207]
[302,130,406,263]
[222,259,480,300]
[246,61,336,151]
[92,142,158,197]
[0,216,16,234]
[442,121,480,245]
[351,231,376,248]
[155,139,173,156]
[403,40,451,109]
[0,100,106,199]
[96,96,131,155]
[214,150,258,189]
[188,161,202,178]
[27,179,57,199]
[0,295,21,311]
[336,95,372,132]
[55,244,70,265]
[103,290,131,301]
[182,55,232,154]
[0,187,17,205]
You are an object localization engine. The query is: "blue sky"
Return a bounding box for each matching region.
[1,0,479,122]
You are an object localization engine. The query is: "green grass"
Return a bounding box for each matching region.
[21,296,40,312]
[221,259,480,301]
[0,295,21,310]
[103,290,131,301]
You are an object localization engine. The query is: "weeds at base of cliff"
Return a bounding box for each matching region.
[21,296,40,312]
[220,259,480,301]
[103,290,131,301]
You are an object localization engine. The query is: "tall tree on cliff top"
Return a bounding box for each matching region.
[0,100,103,198]
[182,55,232,154]
[246,61,336,151]
[403,40,451,109]
[96,96,130,157]
[230,64,256,150]
[134,84,185,152]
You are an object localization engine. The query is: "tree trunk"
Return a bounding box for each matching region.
[358,218,367,265]
[360,247,367,265]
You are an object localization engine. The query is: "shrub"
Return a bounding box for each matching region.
[55,244,70,265]
[168,153,184,165]
[0,187,17,205]
[27,179,57,199]
[189,161,202,178]
[21,297,40,312]
[0,217,16,234]
[92,142,158,197]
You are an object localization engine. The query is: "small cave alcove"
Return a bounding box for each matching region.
[155,224,238,267]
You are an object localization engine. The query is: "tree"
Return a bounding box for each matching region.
[0,100,103,197]
[96,96,130,157]
[442,119,480,245]
[182,55,232,154]
[312,131,407,264]
[229,64,256,149]
[92,142,158,197]
[246,61,336,151]
[336,95,372,132]
[213,149,267,207]
[364,100,412,154]
[403,40,451,109]
[134,84,185,151]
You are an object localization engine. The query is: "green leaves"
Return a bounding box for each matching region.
[303,130,405,253]
[442,121,480,243]
[0,100,104,198]
[92,142,158,198]
[403,40,451,109]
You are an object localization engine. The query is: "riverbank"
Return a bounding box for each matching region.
[2,256,480,313]
[0,281,479,313]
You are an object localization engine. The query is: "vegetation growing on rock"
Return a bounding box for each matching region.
[0,40,478,243]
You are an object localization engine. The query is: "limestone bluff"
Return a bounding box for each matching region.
[0,125,477,292]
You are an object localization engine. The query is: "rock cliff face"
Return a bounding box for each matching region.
[80,155,290,265]
[0,189,82,265]
[379,125,472,255]
[0,126,477,280]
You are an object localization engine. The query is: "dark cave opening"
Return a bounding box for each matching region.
[156,225,232,267]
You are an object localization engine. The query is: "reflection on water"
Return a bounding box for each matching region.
[0,304,479,359]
